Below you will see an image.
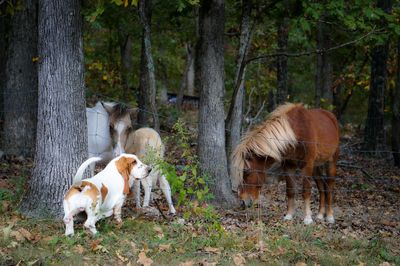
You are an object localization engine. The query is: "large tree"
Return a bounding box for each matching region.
[2,0,37,157]
[20,0,87,218]
[364,0,392,151]
[138,0,159,131]
[0,5,9,125]
[197,0,236,205]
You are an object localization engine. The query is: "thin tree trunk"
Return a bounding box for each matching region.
[226,0,252,179]
[315,16,333,107]
[276,16,289,105]
[138,0,159,131]
[196,0,236,206]
[392,39,400,166]
[364,0,392,151]
[315,19,323,107]
[20,0,87,218]
[119,34,133,99]
[2,0,38,157]
[177,42,194,108]
[158,60,169,104]
[186,43,196,96]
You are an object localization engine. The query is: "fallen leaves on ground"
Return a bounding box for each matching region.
[233,253,246,266]
[158,243,171,252]
[137,251,153,266]
[203,246,221,254]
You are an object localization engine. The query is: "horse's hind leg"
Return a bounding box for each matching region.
[326,161,336,224]
[159,174,176,214]
[313,166,326,220]
[284,172,296,221]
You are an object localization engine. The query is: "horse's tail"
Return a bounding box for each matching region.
[73,157,102,184]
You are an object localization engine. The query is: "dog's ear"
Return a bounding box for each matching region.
[115,156,136,195]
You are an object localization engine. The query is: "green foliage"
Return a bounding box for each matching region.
[149,119,214,206]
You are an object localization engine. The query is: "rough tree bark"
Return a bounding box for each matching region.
[392,39,400,166]
[196,0,237,206]
[276,16,289,105]
[119,34,133,99]
[364,0,392,151]
[226,0,252,178]
[0,8,9,126]
[20,0,87,218]
[315,15,332,107]
[138,0,159,131]
[2,0,37,157]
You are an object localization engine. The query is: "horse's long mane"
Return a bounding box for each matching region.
[230,103,301,191]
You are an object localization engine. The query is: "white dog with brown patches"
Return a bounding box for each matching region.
[63,154,152,236]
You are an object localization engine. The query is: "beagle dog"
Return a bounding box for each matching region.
[63,154,151,236]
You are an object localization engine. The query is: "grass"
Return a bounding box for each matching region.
[1,209,399,265]
[0,161,399,265]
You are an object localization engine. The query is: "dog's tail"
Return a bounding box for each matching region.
[73,157,102,184]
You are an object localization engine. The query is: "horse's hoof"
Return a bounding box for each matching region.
[316,213,324,220]
[65,231,74,236]
[303,216,313,225]
[169,207,176,215]
[326,215,335,224]
[283,214,293,221]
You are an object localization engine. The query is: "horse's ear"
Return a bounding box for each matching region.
[129,108,139,123]
[101,102,114,114]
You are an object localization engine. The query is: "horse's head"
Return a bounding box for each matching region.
[102,102,138,157]
[239,155,275,208]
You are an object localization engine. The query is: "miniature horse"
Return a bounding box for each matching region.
[102,103,176,214]
[231,103,339,224]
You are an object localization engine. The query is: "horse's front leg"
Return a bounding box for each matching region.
[284,173,296,221]
[302,164,314,225]
[325,161,337,224]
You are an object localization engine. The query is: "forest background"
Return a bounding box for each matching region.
[0,0,400,264]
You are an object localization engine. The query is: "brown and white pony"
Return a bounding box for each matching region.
[102,103,176,214]
[231,103,339,224]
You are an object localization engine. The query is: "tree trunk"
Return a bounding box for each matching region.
[364,0,392,151]
[196,0,236,206]
[315,16,332,107]
[392,39,400,166]
[0,10,10,126]
[20,0,87,218]
[158,60,169,104]
[138,0,159,132]
[186,43,196,96]
[226,0,252,179]
[177,42,194,107]
[2,0,38,157]
[276,16,289,105]
[119,34,133,99]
